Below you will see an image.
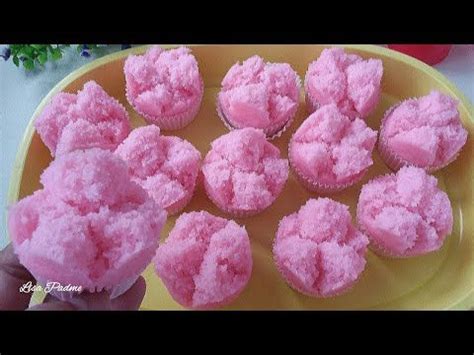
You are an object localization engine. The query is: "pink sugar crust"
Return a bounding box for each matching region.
[217,55,300,133]
[202,128,289,214]
[115,125,201,215]
[273,198,369,297]
[124,46,203,121]
[289,104,377,187]
[35,81,131,157]
[357,166,453,257]
[153,211,252,309]
[7,149,167,292]
[380,91,468,170]
[304,47,383,119]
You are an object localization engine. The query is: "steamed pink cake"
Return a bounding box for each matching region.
[153,211,252,309]
[124,46,204,130]
[289,104,377,193]
[357,166,453,258]
[273,198,369,297]
[115,125,201,215]
[379,91,468,172]
[35,80,130,157]
[7,149,167,299]
[202,128,289,217]
[217,55,300,138]
[304,47,383,119]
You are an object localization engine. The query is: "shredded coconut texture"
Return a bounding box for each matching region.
[154,211,252,309]
[273,198,369,297]
[115,125,201,212]
[290,104,377,185]
[202,128,289,212]
[382,91,467,168]
[124,46,203,118]
[8,149,167,291]
[357,166,453,257]
[218,55,300,130]
[35,81,130,157]
[305,47,383,119]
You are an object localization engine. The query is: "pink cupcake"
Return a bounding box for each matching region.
[35,80,131,157]
[378,91,468,172]
[304,47,383,119]
[289,104,378,193]
[115,125,201,215]
[273,198,369,297]
[202,128,289,217]
[154,211,252,309]
[124,46,204,130]
[217,55,300,139]
[7,149,167,300]
[356,166,453,258]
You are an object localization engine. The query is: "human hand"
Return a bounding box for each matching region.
[0,243,146,310]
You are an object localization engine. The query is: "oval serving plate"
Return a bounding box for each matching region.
[7,45,474,310]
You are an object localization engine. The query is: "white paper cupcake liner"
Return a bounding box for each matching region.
[216,95,297,141]
[378,103,462,173]
[126,76,204,131]
[288,135,368,194]
[272,240,365,298]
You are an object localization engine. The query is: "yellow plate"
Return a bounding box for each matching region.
[7,45,474,310]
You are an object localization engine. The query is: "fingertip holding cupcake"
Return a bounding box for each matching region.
[356,166,453,258]
[289,104,378,193]
[153,211,252,309]
[115,125,201,215]
[202,128,289,217]
[217,55,300,139]
[7,149,167,300]
[273,198,369,298]
[304,47,383,119]
[35,80,131,157]
[378,90,468,173]
[124,45,204,130]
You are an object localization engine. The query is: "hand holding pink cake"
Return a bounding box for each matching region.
[378,91,467,172]
[202,128,289,217]
[305,47,383,119]
[115,125,201,215]
[217,55,300,138]
[357,166,453,258]
[273,198,369,297]
[7,149,167,300]
[35,80,130,157]
[154,211,252,309]
[124,46,204,130]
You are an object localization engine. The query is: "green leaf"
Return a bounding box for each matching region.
[31,44,44,50]
[38,52,48,65]
[21,46,35,57]
[51,49,62,60]
[9,45,20,55]
[12,55,19,66]
[23,58,35,71]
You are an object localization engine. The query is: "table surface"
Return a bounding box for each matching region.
[1,45,473,248]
